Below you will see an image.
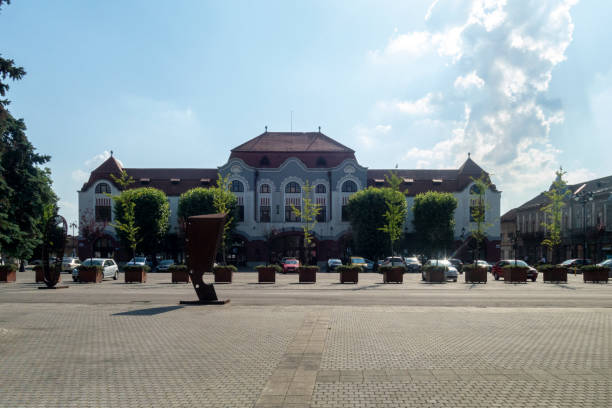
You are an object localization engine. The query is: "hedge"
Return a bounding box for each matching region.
[336,265,362,273]
[255,264,282,273]
[378,265,406,273]
[123,264,151,273]
[0,264,17,273]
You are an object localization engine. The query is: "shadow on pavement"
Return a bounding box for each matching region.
[112,306,184,316]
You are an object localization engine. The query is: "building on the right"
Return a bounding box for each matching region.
[502,174,612,264]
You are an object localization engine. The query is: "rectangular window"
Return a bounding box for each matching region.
[469,198,484,223]
[236,205,244,222]
[316,207,326,223]
[95,206,111,222]
[260,206,271,223]
[285,206,301,222]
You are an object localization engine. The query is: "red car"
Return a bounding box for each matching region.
[491,260,538,281]
[282,258,300,273]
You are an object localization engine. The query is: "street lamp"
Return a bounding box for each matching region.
[69,222,78,257]
[574,191,593,260]
[512,225,521,265]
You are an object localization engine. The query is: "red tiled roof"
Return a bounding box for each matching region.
[232,132,354,153]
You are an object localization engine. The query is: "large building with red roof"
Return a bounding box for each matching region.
[78,130,501,265]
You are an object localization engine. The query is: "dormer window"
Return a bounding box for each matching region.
[170,178,180,184]
[403,178,414,184]
[95,183,111,194]
[374,178,384,186]
[259,156,270,167]
[432,179,443,184]
[200,178,211,185]
[140,178,150,184]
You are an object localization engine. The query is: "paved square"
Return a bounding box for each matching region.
[1,271,611,407]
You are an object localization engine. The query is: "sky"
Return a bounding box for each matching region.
[2,0,612,226]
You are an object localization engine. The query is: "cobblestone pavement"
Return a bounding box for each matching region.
[1,271,611,407]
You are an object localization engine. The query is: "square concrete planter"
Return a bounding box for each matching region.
[582,266,609,283]
[504,266,527,283]
[338,265,359,284]
[464,265,487,283]
[541,266,567,283]
[169,265,190,283]
[79,266,103,283]
[213,265,236,283]
[256,265,278,284]
[424,267,446,283]
[298,266,318,283]
[0,265,17,283]
[381,266,404,283]
[124,265,148,283]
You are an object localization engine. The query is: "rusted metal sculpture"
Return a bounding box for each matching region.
[40,214,68,289]
[180,213,229,304]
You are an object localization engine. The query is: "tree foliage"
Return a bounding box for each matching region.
[469,172,493,260]
[291,180,321,265]
[108,171,139,258]
[540,168,571,263]
[346,185,406,261]
[412,191,457,258]
[377,172,407,255]
[113,187,169,261]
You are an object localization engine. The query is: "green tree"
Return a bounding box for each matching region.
[291,181,321,265]
[1,0,56,267]
[469,172,493,261]
[113,187,170,266]
[377,172,407,256]
[540,168,571,264]
[107,170,140,259]
[412,191,458,258]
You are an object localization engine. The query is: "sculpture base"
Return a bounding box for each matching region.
[179,299,230,305]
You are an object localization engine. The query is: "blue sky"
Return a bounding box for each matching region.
[2,0,611,225]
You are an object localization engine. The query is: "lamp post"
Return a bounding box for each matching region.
[512,224,521,265]
[574,191,593,260]
[69,222,77,257]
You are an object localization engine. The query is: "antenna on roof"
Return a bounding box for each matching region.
[110,150,113,157]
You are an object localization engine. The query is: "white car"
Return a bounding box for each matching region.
[422,259,458,282]
[72,258,119,282]
[62,257,81,272]
[327,258,342,272]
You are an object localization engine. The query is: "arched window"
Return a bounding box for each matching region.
[285,182,301,193]
[95,183,111,194]
[341,180,357,193]
[259,156,270,167]
[260,184,270,194]
[315,184,326,194]
[230,180,244,192]
[470,184,482,195]
[316,156,327,167]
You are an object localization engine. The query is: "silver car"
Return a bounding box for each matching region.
[597,259,612,278]
[422,259,458,282]
[72,258,119,282]
[62,257,81,272]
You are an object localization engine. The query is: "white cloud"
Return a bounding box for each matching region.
[71,169,89,184]
[425,0,440,21]
[355,124,393,147]
[566,168,596,185]
[365,0,578,212]
[454,71,485,89]
[84,151,111,169]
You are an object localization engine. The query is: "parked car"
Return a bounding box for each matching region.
[491,260,538,281]
[449,258,463,273]
[475,259,492,272]
[62,257,81,272]
[381,257,407,267]
[422,259,458,282]
[72,258,118,282]
[596,259,612,278]
[559,259,592,271]
[350,256,368,270]
[404,257,421,273]
[327,258,342,272]
[281,258,300,273]
[363,259,375,271]
[155,259,175,272]
[127,257,148,266]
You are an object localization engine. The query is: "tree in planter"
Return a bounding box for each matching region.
[113,188,170,268]
[377,172,407,256]
[346,188,391,261]
[469,172,494,262]
[412,191,458,258]
[178,180,237,264]
[540,168,571,264]
[107,170,140,260]
[291,181,321,266]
